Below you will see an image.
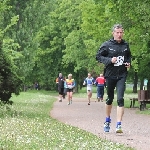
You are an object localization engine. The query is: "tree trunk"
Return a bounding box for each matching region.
[140,79,144,90]
[75,82,78,93]
[23,85,27,92]
[133,72,138,93]
[147,79,150,90]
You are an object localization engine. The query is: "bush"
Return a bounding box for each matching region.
[0,43,22,103]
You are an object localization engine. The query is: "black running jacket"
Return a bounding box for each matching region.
[96,38,131,78]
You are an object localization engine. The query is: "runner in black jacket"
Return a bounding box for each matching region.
[56,73,65,102]
[96,24,131,133]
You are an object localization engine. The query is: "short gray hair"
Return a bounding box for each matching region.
[112,24,124,32]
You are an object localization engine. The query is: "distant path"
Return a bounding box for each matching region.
[50,97,150,150]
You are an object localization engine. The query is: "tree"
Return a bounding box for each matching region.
[0,45,22,103]
[0,1,22,103]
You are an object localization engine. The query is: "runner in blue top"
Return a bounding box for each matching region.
[83,73,95,105]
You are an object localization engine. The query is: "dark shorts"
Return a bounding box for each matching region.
[66,88,73,93]
[58,88,64,95]
[106,77,126,102]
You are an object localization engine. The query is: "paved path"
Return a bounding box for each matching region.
[50,97,150,150]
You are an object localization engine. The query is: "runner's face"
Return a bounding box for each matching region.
[68,76,72,79]
[112,28,124,43]
[59,73,62,77]
[88,74,91,78]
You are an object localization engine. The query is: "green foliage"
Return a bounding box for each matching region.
[0,0,23,102]
[1,0,150,92]
[0,46,22,102]
[111,0,150,80]
[79,0,150,83]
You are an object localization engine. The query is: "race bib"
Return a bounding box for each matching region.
[114,56,124,66]
[68,85,73,89]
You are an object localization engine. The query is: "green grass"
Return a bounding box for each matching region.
[0,90,134,150]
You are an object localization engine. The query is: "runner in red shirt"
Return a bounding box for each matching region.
[96,74,106,102]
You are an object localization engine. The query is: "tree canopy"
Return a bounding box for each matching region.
[1,0,150,101]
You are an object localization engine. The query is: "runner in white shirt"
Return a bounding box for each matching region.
[83,73,95,105]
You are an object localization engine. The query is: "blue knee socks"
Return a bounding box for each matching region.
[106,117,111,123]
[116,122,121,127]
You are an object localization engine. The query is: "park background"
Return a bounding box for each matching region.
[0,1,150,149]
[0,0,150,103]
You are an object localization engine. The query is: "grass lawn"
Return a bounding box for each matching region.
[0,90,136,150]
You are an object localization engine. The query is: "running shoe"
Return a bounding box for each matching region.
[88,102,90,105]
[116,125,123,133]
[59,99,62,102]
[104,122,110,132]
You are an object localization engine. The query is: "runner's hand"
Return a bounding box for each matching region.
[111,57,117,63]
[124,62,130,68]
